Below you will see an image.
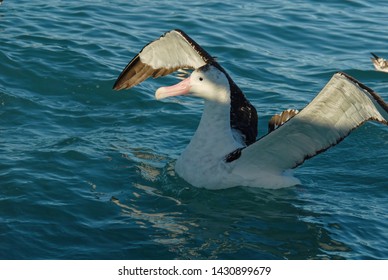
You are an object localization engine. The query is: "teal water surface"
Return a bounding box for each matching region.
[0,0,387,259]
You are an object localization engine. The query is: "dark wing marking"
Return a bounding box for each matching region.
[229,80,258,145]
[232,72,387,175]
[113,29,214,90]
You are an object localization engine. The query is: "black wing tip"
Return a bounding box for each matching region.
[337,71,373,92]
[172,28,185,34]
[112,75,123,90]
[112,55,142,90]
[159,29,188,40]
[112,82,122,91]
[337,71,388,115]
[370,52,379,59]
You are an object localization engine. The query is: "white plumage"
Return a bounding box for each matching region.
[113,30,388,189]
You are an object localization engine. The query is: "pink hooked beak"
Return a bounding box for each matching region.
[155,77,191,100]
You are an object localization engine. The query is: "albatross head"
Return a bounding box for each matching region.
[155,64,230,103]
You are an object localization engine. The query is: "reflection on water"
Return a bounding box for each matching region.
[111,148,352,259]
[109,146,206,254]
[110,178,191,246]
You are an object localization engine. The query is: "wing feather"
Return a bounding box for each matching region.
[113,29,214,90]
[370,53,388,72]
[232,72,388,175]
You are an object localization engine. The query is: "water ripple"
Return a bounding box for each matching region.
[0,0,387,259]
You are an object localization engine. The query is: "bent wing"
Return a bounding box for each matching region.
[113,29,215,90]
[232,72,388,174]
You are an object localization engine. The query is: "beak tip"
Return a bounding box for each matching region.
[155,87,165,100]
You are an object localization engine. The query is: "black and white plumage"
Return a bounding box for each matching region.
[113,29,388,189]
[371,53,388,73]
[113,30,258,146]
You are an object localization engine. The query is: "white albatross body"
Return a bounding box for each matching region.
[113,30,388,189]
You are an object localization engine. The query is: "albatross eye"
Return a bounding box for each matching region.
[199,77,203,81]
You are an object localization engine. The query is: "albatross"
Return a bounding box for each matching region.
[113,29,388,189]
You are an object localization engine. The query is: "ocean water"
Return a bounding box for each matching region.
[0,0,387,260]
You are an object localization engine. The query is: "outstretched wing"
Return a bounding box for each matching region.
[113,29,258,145]
[113,29,215,90]
[232,72,388,175]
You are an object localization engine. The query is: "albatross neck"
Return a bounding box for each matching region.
[187,98,242,157]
